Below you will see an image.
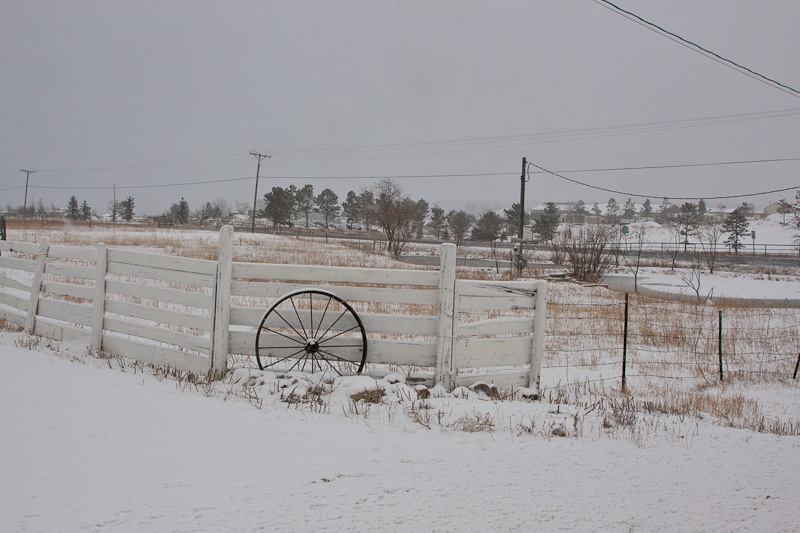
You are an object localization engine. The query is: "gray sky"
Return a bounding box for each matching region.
[2,0,799,216]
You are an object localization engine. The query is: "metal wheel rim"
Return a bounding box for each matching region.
[254,289,368,375]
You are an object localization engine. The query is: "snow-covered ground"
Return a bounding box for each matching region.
[2,331,799,532]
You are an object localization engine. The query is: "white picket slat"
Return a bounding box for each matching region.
[41,280,94,301]
[454,336,532,368]
[107,249,217,275]
[103,316,210,354]
[228,331,436,367]
[0,241,39,255]
[229,306,437,336]
[230,281,438,306]
[0,256,36,272]
[48,245,96,261]
[107,261,215,288]
[37,298,93,327]
[0,290,27,311]
[105,279,212,309]
[457,316,534,337]
[104,299,211,331]
[44,262,95,281]
[101,335,211,375]
[232,262,439,287]
[0,274,30,292]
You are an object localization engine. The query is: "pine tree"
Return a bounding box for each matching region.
[315,188,340,228]
[533,202,560,243]
[622,198,636,220]
[80,200,92,221]
[428,204,446,239]
[639,199,653,219]
[66,196,80,220]
[120,196,135,222]
[262,187,294,228]
[723,207,749,253]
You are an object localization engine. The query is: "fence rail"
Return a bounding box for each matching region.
[0,227,547,391]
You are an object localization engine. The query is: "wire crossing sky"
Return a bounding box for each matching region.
[2,1,798,214]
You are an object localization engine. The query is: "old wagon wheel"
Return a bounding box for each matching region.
[255,289,368,375]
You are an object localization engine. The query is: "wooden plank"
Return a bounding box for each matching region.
[101,335,211,375]
[435,243,457,390]
[230,306,437,336]
[103,316,210,354]
[230,281,438,306]
[104,299,212,331]
[25,238,49,334]
[0,291,28,311]
[41,280,94,301]
[107,248,217,276]
[457,316,534,336]
[33,319,90,344]
[231,262,439,287]
[48,245,96,261]
[44,262,96,281]
[105,279,213,309]
[37,298,93,327]
[456,280,538,298]
[458,294,535,312]
[454,336,533,368]
[211,225,233,378]
[0,309,25,328]
[0,274,30,292]
[0,241,39,255]
[0,256,36,272]
[228,331,437,367]
[107,261,215,288]
[455,371,529,391]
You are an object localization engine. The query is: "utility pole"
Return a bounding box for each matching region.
[112,183,116,222]
[20,169,35,215]
[515,157,528,275]
[250,151,271,233]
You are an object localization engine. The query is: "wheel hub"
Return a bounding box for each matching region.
[305,338,320,354]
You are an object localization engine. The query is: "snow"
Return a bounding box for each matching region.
[2,332,800,532]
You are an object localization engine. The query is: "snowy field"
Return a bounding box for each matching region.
[2,330,800,533]
[2,221,800,531]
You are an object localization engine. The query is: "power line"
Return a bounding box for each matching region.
[593,0,800,98]
[528,162,800,201]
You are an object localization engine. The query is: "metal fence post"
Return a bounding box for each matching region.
[719,310,724,381]
[622,293,629,392]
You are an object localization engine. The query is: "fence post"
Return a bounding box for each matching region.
[528,279,548,394]
[0,216,6,240]
[793,353,799,379]
[718,310,724,381]
[621,293,629,392]
[90,243,107,353]
[435,243,457,391]
[210,225,234,379]
[24,237,49,334]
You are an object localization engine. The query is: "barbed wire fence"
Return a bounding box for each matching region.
[540,286,800,398]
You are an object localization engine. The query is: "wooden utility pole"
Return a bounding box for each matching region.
[515,157,527,275]
[20,169,36,215]
[250,151,271,233]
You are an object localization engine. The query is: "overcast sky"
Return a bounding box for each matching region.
[2,1,799,216]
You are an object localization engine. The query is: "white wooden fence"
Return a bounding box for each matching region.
[0,226,547,391]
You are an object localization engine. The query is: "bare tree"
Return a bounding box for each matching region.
[622,227,646,292]
[698,221,723,274]
[554,224,615,282]
[373,179,418,258]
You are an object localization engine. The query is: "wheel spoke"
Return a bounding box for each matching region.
[316,309,349,341]
[317,347,360,367]
[289,297,308,339]
[318,324,362,344]
[272,310,308,341]
[262,347,307,369]
[261,327,306,346]
[314,296,333,338]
